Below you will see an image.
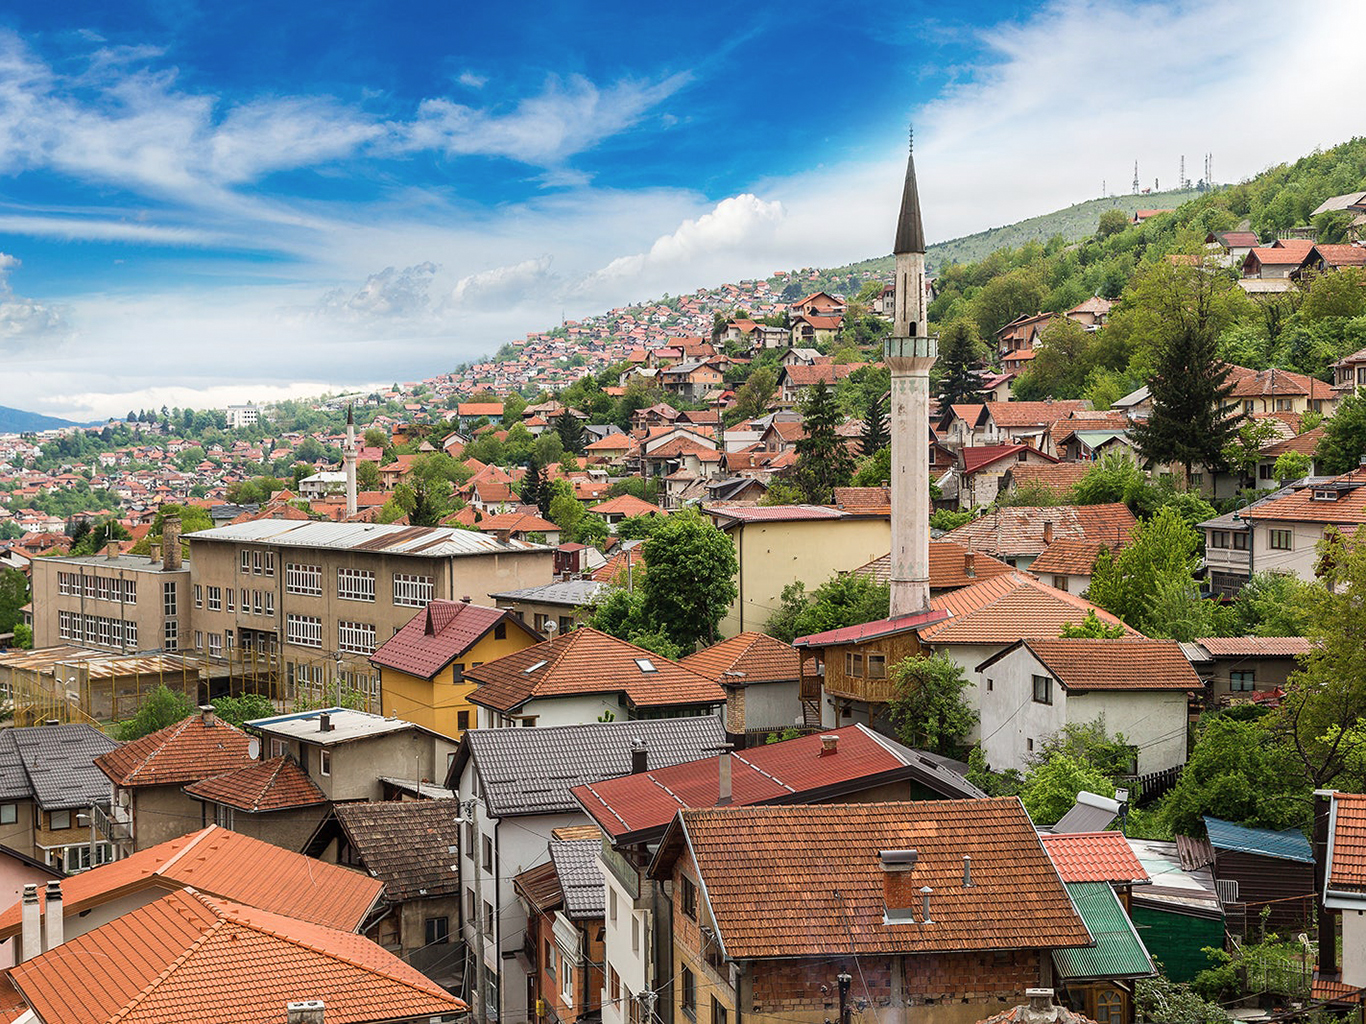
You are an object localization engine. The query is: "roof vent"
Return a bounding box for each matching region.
[879,849,917,872]
[319,712,332,733]
[524,659,548,675]
[819,734,839,757]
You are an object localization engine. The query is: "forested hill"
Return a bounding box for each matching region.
[0,405,81,433]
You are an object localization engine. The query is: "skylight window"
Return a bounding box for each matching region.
[635,658,657,673]
[524,660,548,674]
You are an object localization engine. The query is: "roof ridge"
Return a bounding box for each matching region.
[125,716,193,782]
[157,826,217,877]
[252,757,287,812]
[107,890,226,1024]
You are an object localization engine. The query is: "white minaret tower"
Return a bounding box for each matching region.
[343,403,358,519]
[886,130,936,618]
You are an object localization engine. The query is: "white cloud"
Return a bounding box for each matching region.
[0,253,68,349]
[447,256,557,310]
[316,262,439,322]
[457,71,488,89]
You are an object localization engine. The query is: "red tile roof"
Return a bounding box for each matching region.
[681,632,799,686]
[854,542,1016,590]
[95,713,255,787]
[922,572,1138,644]
[962,444,1058,474]
[477,510,560,533]
[1191,636,1312,657]
[831,486,892,514]
[1311,244,1366,268]
[711,504,846,525]
[183,756,327,812]
[1229,366,1334,400]
[981,400,1088,429]
[942,503,1137,558]
[370,599,533,680]
[8,889,464,1024]
[464,627,724,713]
[1042,831,1151,884]
[1025,539,1118,576]
[0,825,381,938]
[650,799,1090,957]
[1329,792,1366,891]
[589,494,667,517]
[793,607,950,648]
[1015,639,1202,691]
[1244,469,1366,525]
[1003,461,1094,496]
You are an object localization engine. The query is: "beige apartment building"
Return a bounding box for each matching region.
[29,548,191,654]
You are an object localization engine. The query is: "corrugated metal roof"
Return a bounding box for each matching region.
[489,580,606,606]
[187,519,546,558]
[1203,816,1313,863]
[1054,881,1155,980]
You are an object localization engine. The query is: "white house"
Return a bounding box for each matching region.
[975,638,1200,776]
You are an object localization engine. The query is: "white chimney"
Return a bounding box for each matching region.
[718,751,732,806]
[286,1000,325,1024]
[43,881,63,952]
[20,884,39,963]
[200,704,216,728]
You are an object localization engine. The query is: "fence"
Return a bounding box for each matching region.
[1130,764,1183,807]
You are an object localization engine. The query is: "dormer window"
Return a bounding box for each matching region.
[1313,490,1339,501]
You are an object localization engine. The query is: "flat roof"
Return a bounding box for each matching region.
[246,707,435,746]
[187,519,547,558]
[489,580,606,607]
[38,553,187,573]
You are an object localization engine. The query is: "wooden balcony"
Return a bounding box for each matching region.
[822,673,899,705]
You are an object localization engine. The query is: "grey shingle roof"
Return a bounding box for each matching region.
[550,836,605,919]
[332,798,462,901]
[0,725,122,811]
[452,717,725,818]
[488,580,606,607]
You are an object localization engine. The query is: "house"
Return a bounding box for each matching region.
[938,403,985,448]
[1297,243,1366,277]
[1197,815,1315,933]
[708,505,892,637]
[1180,636,1312,704]
[644,800,1092,1024]
[789,291,846,318]
[489,579,606,637]
[1026,539,1121,595]
[852,541,1016,598]
[1317,790,1366,1000]
[954,444,1060,509]
[246,707,458,803]
[94,706,255,853]
[371,598,542,739]
[789,312,843,347]
[462,627,724,729]
[589,493,667,527]
[1205,230,1260,262]
[941,503,1137,571]
[5,888,465,1024]
[477,511,563,545]
[680,632,802,741]
[1132,209,1173,224]
[1332,345,1366,395]
[513,826,606,1024]
[1239,242,1314,292]
[976,401,1090,451]
[974,639,1200,776]
[305,798,463,985]
[775,362,862,404]
[457,402,505,429]
[1123,836,1223,982]
[996,311,1057,362]
[447,717,727,1024]
[1233,466,1366,585]
[182,755,329,850]
[0,824,384,961]
[0,723,121,872]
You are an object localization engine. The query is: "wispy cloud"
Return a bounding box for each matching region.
[447,255,557,310]
[315,262,439,322]
[0,253,69,350]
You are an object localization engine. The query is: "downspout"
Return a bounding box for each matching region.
[736,528,744,633]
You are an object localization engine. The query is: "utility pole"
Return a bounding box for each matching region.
[464,797,487,1024]
[640,989,658,1024]
[838,971,851,1024]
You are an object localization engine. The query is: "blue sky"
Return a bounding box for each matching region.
[0,0,1359,419]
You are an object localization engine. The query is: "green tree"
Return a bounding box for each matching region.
[521,456,546,514]
[363,427,389,449]
[574,513,610,546]
[731,366,777,423]
[1223,571,1313,637]
[765,573,889,644]
[212,693,276,728]
[851,447,891,488]
[1127,261,1245,480]
[1086,506,1202,635]
[1068,452,1152,513]
[1020,753,1115,826]
[1271,449,1310,484]
[548,478,584,533]
[757,480,804,506]
[1220,419,1282,488]
[860,393,888,456]
[1316,389,1366,474]
[1034,718,1135,778]
[1012,317,1105,400]
[885,654,978,758]
[614,514,663,541]
[356,460,381,490]
[384,476,453,527]
[114,685,196,741]
[935,319,984,407]
[11,623,32,649]
[1097,209,1129,238]
[792,379,855,503]
[640,507,738,650]
[1059,610,1126,638]
[0,568,29,634]
[555,409,585,455]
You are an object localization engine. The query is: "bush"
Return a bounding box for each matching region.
[114,685,196,741]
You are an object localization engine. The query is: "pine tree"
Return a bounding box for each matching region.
[555,409,585,455]
[860,392,889,456]
[936,319,984,407]
[522,457,548,516]
[793,379,856,503]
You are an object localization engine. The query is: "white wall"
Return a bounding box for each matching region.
[1069,690,1189,774]
[480,697,721,731]
[934,641,1007,743]
[1343,909,1366,989]
[598,861,651,1024]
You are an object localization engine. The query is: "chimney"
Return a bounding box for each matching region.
[964,550,976,578]
[1022,989,1060,1024]
[879,849,919,923]
[630,738,648,775]
[161,514,182,571]
[319,712,331,733]
[105,541,119,560]
[919,885,934,924]
[962,855,973,887]
[718,752,732,806]
[1042,520,1054,546]
[43,881,62,952]
[149,540,161,565]
[286,1001,326,1024]
[20,884,39,963]
[200,704,216,728]
[819,734,839,757]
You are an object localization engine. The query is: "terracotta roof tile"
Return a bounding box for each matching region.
[981,401,1089,429]
[183,756,327,812]
[1326,792,1366,893]
[1003,462,1094,496]
[513,859,563,914]
[1261,426,1325,458]
[1311,244,1366,268]
[977,1003,1100,1024]
[0,825,381,937]
[95,714,255,787]
[332,798,462,901]
[589,494,667,516]
[651,799,1090,957]
[923,572,1139,644]
[962,444,1057,474]
[1019,639,1201,691]
[1192,636,1312,657]
[371,599,531,680]
[1042,831,1151,884]
[465,627,724,713]
[8,889,464,1024]
[477,511,560,533]
[942,503,1136,558]
[1245,468,1366,525]
[1026,539,1118,576]
[681,632,799,686]
[832,486,892,514]
[854,542,1015,590]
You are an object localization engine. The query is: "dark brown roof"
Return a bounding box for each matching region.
[513,860,563,915]
[331,798,462,901]
[1011,639,1201,691]
[370,599,535,680]
[183,756,326,812]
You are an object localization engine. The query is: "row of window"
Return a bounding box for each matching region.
[195,585,275,617]
[58,611,138,649]
[1208,530,1293,551]
[843,652,888,679]
[57,572,136,603]
[280,565,429,606]
[239,549,277,576]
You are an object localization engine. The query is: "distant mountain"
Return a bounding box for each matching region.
[0,405,82,433]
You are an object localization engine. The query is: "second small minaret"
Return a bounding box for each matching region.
[343,404,358,519]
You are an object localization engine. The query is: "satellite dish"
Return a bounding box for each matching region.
[545,620,558,635]
[247,737,261,760]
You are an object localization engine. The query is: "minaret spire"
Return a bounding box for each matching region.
[893,127,926,256]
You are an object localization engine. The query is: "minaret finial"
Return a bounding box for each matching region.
[909,123,914,153]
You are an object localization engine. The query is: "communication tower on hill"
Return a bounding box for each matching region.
[1132,162,1140,195]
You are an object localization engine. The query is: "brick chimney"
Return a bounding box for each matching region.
[43,881,62,952]
[286,1001,325,1024]
[161,514,182,571]
[319,712,332,733]
[819,734,839,757]
[105,542,119,560]
[200,705,216,728]
[879,849,919,923]
[1021,989,1061,1024]
[630,738,648,774]
[964,550,976,578]
[1042,520,1054,546]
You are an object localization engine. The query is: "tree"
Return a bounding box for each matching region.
[363,427,389,449]
[1223,571,1313,637]
[1271,449,1310,484]
[547,479,584,534]
[1068,452,1151,511]
[758,480,804,506]
[1316,389,1366,474]
[860,393,888,456]
[386,476,453,527]
[212,693,276,728]
[1221,419,1282,488]
[1012,317,1105,400]
[640,507,738,650]
[574,513,610,547]
[792,379,855,503]
[555,410,585,455]
[357,460,381,490]
[1086,506,1202,635]
[765,573,889,644]
[1097,209,1129,238]
[731,367,777,423]
[114,685,196,741]
[11,623,31,649]
[0,568,28,634]
[1127,261,1245,480]
[1020,754,1115,826]
[614,513,663,541]
[521,456,546,514]
[1059,610,1126,638]
[935,319,984,407]
[885,654,978,758]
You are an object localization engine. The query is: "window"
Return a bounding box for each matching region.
[163,620,178,651]
[263,552,275,576]
[1027,738,1034,753]
[482,834,493,872]
[241,550,251,573]
[608,968,621,1004]
[393,573,434,607]
[484,901,494,932]
[1270,529,1293,550]
[194,584,203,608]
[634,658,657,673]
[252,550,263,575]
[1094,988,1124,1024]
[681,967,696,1020]
[631,914,639,952]
[337,567,376,602]
[464,819,475,857]
[215,803,234,829]
[338,620,376,654]
[163,582,177,615]
[466,888,475,921]
[225,629,234,649]
[286,563,323,596]
[0,804,15,824]
[712,997,728,1024]
[845,652,864,677]
[986,677,994,692]
[681,875,697,919]
[457,710,470,731]
[1032,674,1053,705]
[207,633,222,657]
[50,810,71,831]
[1210,531,1229,549]
[609,886,618,923]
[226,589,235,612]
[494,622,506,640]
[272,737,286,758]
[1233,532,1248,551]
[545,939,556,978]
[263,591,274,616]
[207,586,222,611]
[1259,463,1274,480]
[1230,671,1256,692]
[320,750,332,776]
[424,916,450,946]
[195,631,204,650]
[561,954,573,1000]
[628,990,639,1024]
[286,614,323,648]
[867,654,887,679]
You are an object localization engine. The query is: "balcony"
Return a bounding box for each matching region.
[821,673,899,705]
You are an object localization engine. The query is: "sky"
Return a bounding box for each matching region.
[0,0,1360,421]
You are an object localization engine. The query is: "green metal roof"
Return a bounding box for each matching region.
[1054,882,1155,981]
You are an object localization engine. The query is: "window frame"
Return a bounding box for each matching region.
[1032,674,1053,705]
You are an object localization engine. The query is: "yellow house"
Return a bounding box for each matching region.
[370,599,542,739]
